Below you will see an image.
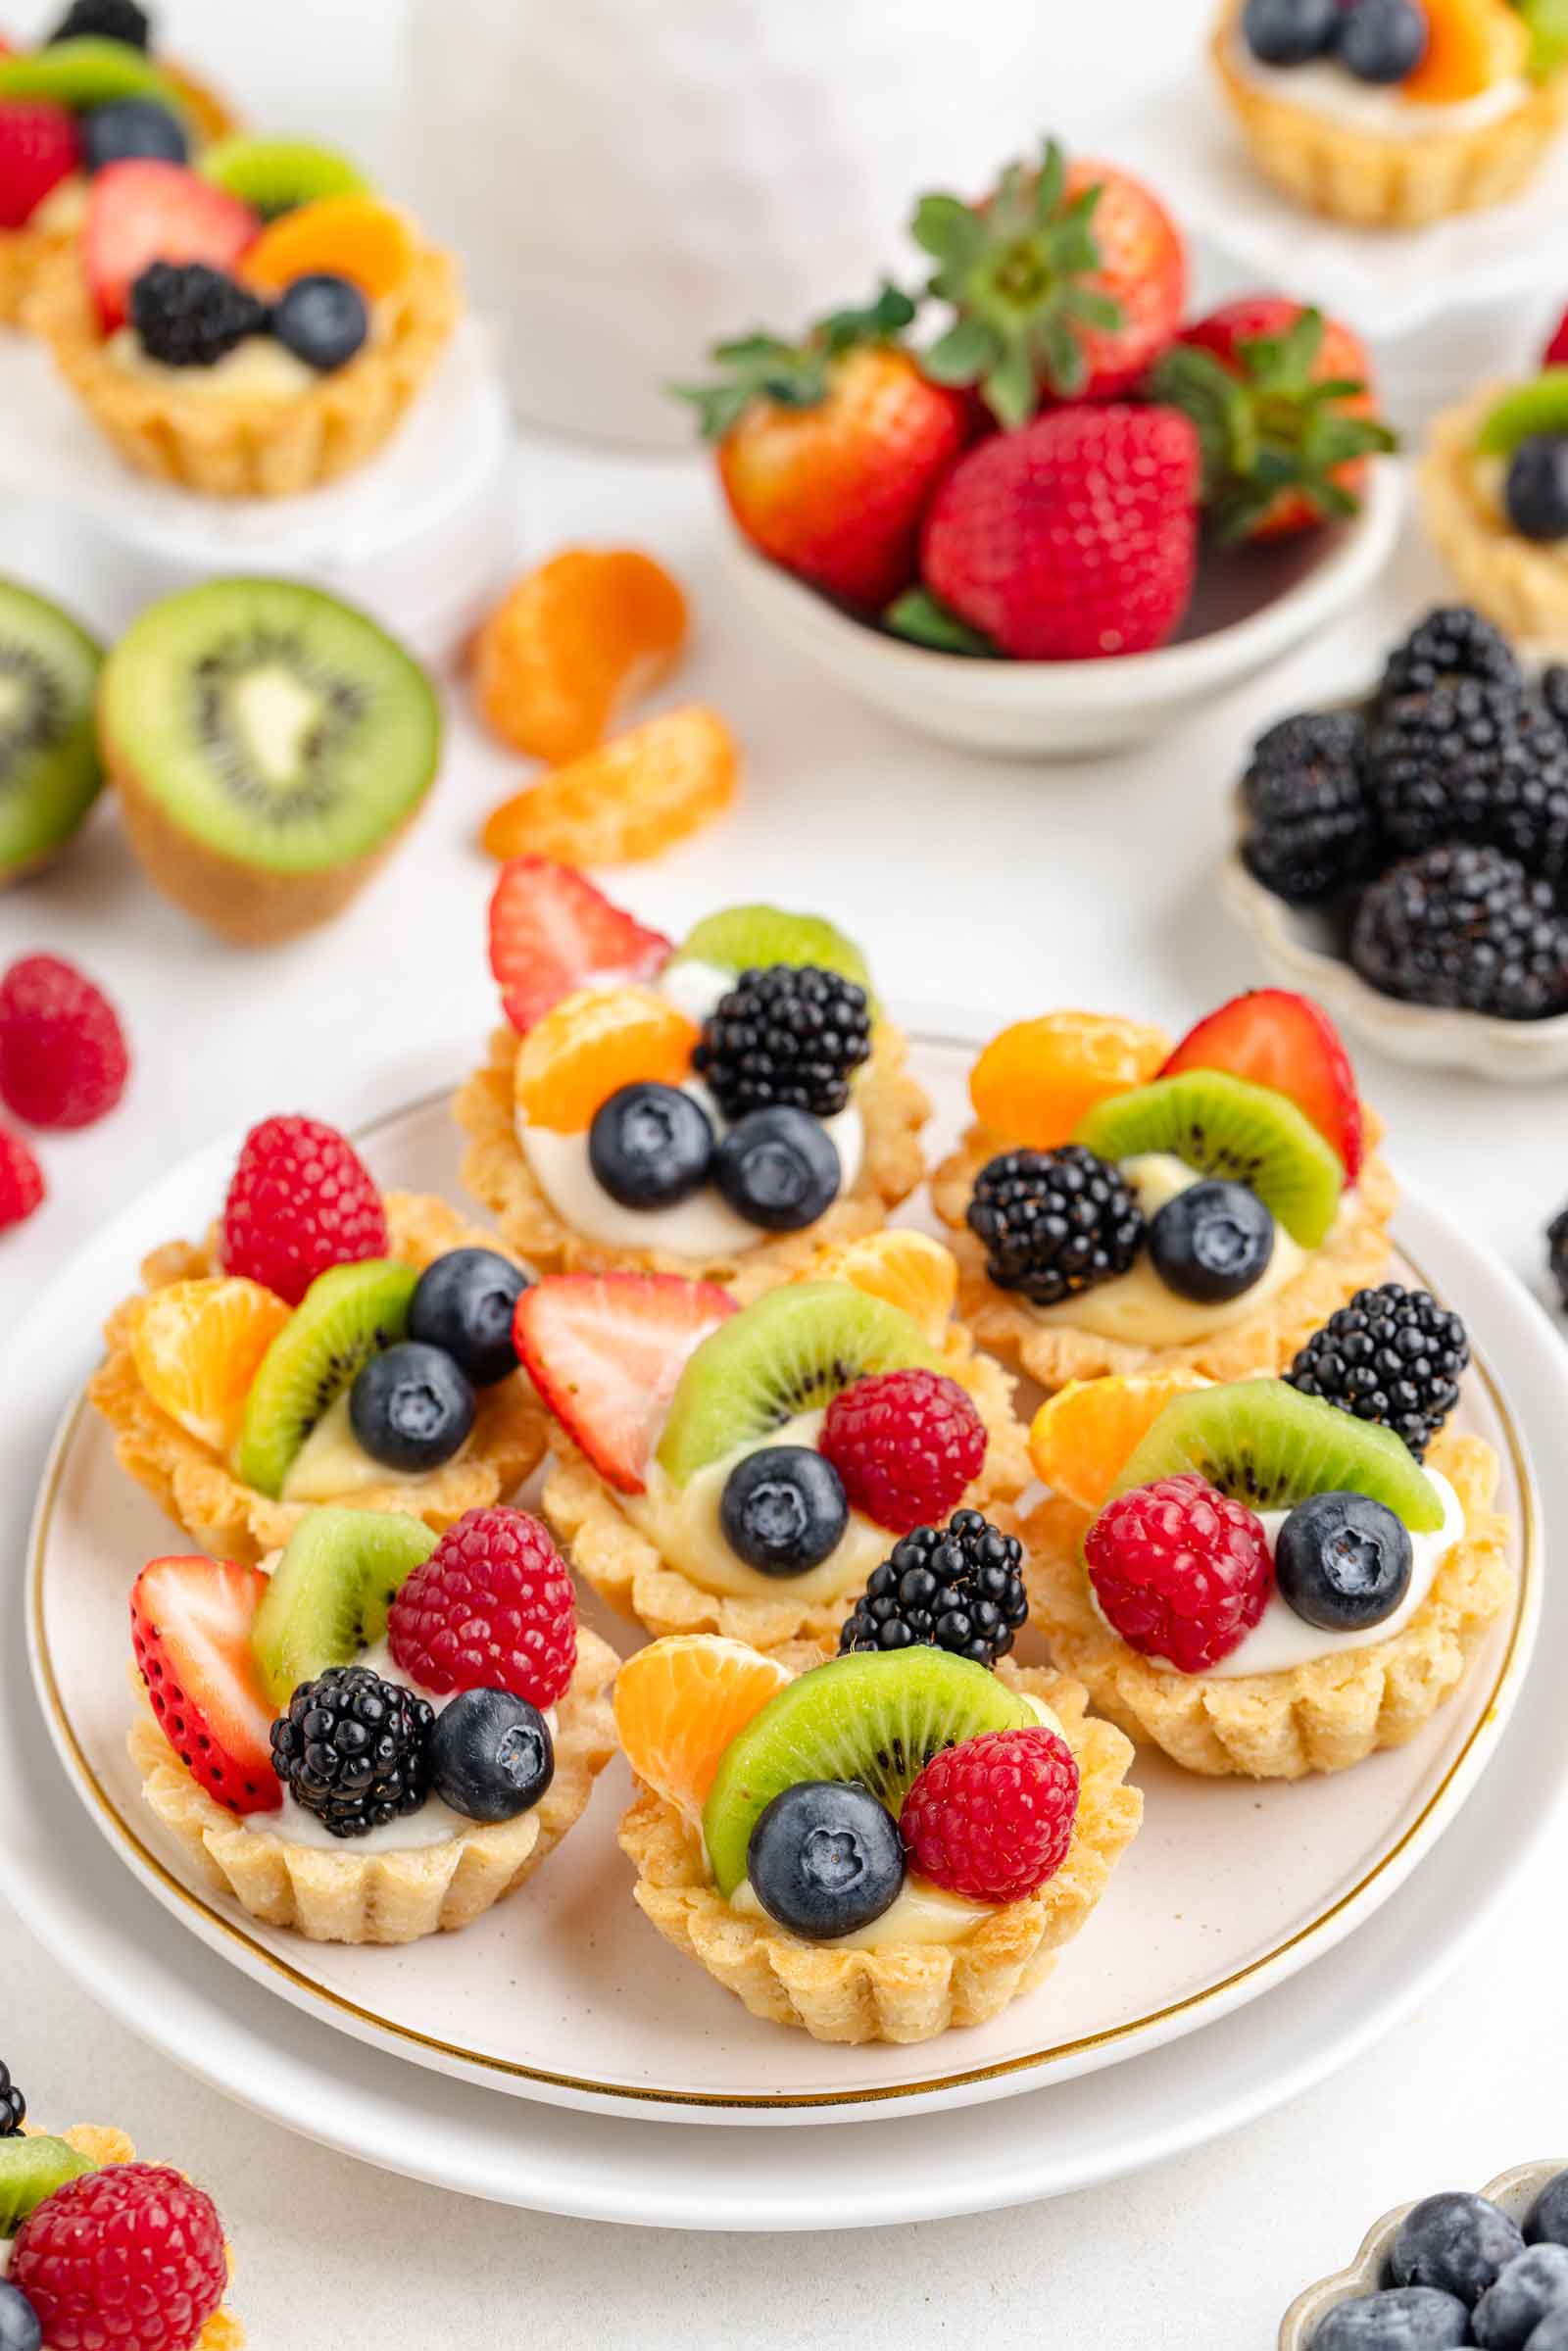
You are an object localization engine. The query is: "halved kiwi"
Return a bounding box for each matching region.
[99,580,442,947]
[1112,1380,1445,1533]
[197,135,369,220]
[0,579,104,884]
[251,1504,436,1703]
[0,2134,96,2233]
[655,1283,939,1488]
[1076,1070,1345,1249]
[1477,370,1568,458]
[703,1648,1035,1897]
[0,36,177,110]
[670,905,875,1004]
[233,1258,417,1498]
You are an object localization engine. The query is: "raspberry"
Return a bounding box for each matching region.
[0,1127,43,1231]
[819,1368,988,1534]
[0,955,128,1130]
[387,1505,576,1708]
[218,1113,388,1305]
[900,1725,1080,1904]
[10,2162,226,2351]
[1086,1471,1272,1673]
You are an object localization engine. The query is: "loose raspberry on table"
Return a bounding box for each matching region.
[0,954,128,1130]
[387,1505,577,1709]
[1085,1471,1272,1675]
[0,1127,44,1231]
[218,1112,389,1304]
[10,2161,227,2351]
[900,1725,1080,1905]
[819,1367,987,1534]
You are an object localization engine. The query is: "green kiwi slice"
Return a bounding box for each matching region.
[0,579,104,882]
[197,136,369,220]
[1477,371,1568,458]
[703,1648,1035,1897]
[0,2135,96,2234]
[233,1259,417,1499]
[1113,1379,1446,1533]
[655,1283,939,1488]
[251,1504,436,1703]
[1518,0,1568,80]
[670,905,876,1006]
[1075,1070,1345,1249]
[0,37,179,110]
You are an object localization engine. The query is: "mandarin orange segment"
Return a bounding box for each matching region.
[130,1276,292,1453]
[160,59,240,143]
[514,983,698,1134]
[1403,0,1530,101]
[480,707,739,867]
[473,550,689,764]
[1028,1371,1210,1512]
[802,1230,958,1346]
[613,1635,793,1822]
[969,1011,1172,1148]
[242,193,416,297]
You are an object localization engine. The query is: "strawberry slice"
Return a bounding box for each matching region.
[130,1555,281,1814]
[85,160,259,330]
[514,1272,736,1493]
[488,857,671,1035]
[0,99,77,230]
[1161,989,1363,1185]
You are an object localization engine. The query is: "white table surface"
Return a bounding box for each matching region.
[5,2,1568,2344]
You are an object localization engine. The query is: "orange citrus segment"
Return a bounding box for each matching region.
[514,983,698,1134]
[1028,1371,1210,1512]
[969,1012,1171,1148]
[473,550,689,764]
[160,59,240,142]
[1403,0,1529,101]
[241,193,416,296]
[613,1635,793,1822]
[802,1230,958,1346]
[480,706,739,867]
[131,1276,292,1453]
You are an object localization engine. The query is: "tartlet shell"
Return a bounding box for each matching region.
[1419,381,1568,644]
[24,2122,243,2347]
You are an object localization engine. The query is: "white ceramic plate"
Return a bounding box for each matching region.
[15,1032,1539,2129]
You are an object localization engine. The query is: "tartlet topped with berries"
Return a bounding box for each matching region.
[89,1112,548,1564]
[1421,321,1568,643]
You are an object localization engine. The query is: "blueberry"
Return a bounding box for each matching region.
[0,2283,41,2351]
[428,1688,554,1823]
[712,1105,840,1232]
[1149,1179,1275,1303]
[1529,2172,1568,2247]
[588,1081,714,1209]
[1526,2311,1568,2351]
[1391,2193,1525,2305]
[1274,1490,1414,1632]
[409,1248,529,1387]
[1473,2245,1568,2350]
[1310,2287,1469,2350]
[80,98,188,173]
[1505,437,1568,543]
[1242,0,1340,64]
[272,272,369,371]
[747,1781,904,1940]
[350,1342,475,1473]
[1338,0,1428,82]
[720,1445,848,1576]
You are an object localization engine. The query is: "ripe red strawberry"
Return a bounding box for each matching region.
[0,98,77,230]
[1545,306,1568,367]
[820,1368,988,1534]
[85,158,258,329]
[488,857,671,1034]
[218,1112,388,1305]
[0,952,128,1129]
[513,1271,736,1493]
[1085,1472,1272,1674]
[12,2161,228,2351]
[0,1124,43,1230]
[388,1505,576,1706]
[920,404,1200,661]
[130,1555,281,1814]
[1162,989,1363,1185]
[1152,299,1396,542]
[900,1724,1080,1903]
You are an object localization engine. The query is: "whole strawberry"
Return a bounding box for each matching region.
[0,98,78,231]
[920,404,1200,661]
[0,953,128,1129]
[10,2161,228,2351]
[219,1112,389,1305]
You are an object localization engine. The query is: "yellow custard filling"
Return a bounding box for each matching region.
[277,1390,470,1504]
[106,325,321,401]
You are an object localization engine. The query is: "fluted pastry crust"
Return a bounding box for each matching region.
[1419,383,1568,642]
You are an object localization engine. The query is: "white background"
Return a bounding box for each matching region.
[3,2,1567,2343]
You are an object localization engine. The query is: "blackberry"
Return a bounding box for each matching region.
[270,1665,433,1839]
[0,2062,24,2137]
[1548,1202,1568,1311]
[1241,709,1379,903]
[1285,1282,1469,1459]
[693,963,872,1120]
[1371,679,1568,882]
[1379,605,1521,705]
[128,263,271,370]
[1349,842,1568,1020]
[1543,663,1568,735]
[46,0,151,45]
[838,1508,1028,1666]
[967,1145,1145,1306]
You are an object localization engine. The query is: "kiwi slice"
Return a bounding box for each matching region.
[197,136,369,220]
[0,580,104,883]
[0,37,178,110]
[671,905,875,1005]
[1076,1071,1344,1249]
[703,1648,1034,1897]
[655,1283,939,1487]
[1113,1379,1446,1533]
[233,1258,417,1499]
[1477,371,1568,458]
[0,2135,96,2233]
[251,1504,436,1703]
[1518,0,1568,79]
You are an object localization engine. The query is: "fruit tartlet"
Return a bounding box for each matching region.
[930,991,1396,1393]
[1421,338,1568,639]
[1019,1291,1511,1778]
[524,1238,1032,1651]
[455,861,929,1297]
[89,1114,548,1565]
[1213,0,1568,226]
[128,1504,617,1943]
[613,1633,1140,2045]
[1,2062,241,2350]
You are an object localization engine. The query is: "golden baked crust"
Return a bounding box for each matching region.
[24,2123,243,2347]
[25,242,460,496]
[88,1190,549,1566]
[1018,1428,1511,1778]
[0,218,71,326]
[618,1661,1140,2045]
[1420,383,1568,641]
[129,1625,618,1943]
[929,1114,1396,1390]
[454,1018,931,1302]
[1210,0,1568,224]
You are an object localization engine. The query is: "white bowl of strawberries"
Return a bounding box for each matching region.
[694,139,1402,759]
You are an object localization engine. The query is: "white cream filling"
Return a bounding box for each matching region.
[106,324,321,401]
[1232,35,1528,134]
[277,1388,472,1505]
[25,171,87,232]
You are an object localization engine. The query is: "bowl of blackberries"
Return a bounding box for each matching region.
[1222,606,1568,1080]
[1282,2162,1568,2349]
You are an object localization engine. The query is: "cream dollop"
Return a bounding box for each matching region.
[1231,35,1528,136]
[107,326,321,402]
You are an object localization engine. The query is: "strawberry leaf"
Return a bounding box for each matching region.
[884,588,998,656]
[669,283,919,438]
